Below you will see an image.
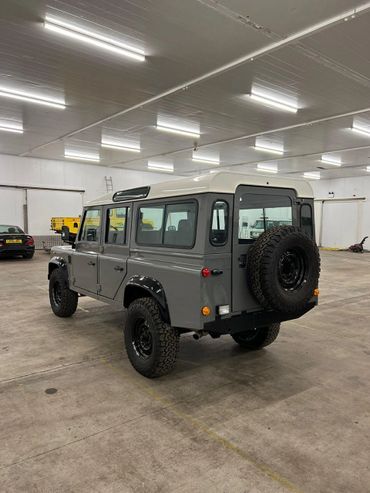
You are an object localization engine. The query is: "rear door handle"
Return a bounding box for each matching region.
[238,254,247,268]
[87,260,95,266]
[114,266,124,271]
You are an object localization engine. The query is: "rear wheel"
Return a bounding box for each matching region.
[231,323,280,350]
[125,297,179,378]
[49,268,78,317]
[23,252,34,259]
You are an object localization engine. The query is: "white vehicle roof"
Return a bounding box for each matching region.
[87,172,313,206]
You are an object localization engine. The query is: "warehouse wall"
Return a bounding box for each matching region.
[310,176,370,248]
[0,154,180,247]
[0,154,178,202]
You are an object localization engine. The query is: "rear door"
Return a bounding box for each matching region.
[98,205,130,299]
[72,208,102,293]
[232,185,297,313]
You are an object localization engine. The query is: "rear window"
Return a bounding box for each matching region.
[239,194,292,243]
[0,225,24,234]
[210,200,229,246]
[137,201,197,248]
[300,204,313,238]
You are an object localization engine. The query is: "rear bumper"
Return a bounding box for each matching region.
[0,246,35,256]
[204,302,316,335]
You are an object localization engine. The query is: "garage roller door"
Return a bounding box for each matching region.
[27,190,83,235]
[321,200,360,249]
[0,188,25,229]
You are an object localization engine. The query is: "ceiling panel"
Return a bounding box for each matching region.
[0,0,369,181]
[213,0,366,36]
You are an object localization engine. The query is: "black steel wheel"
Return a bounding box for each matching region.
[231,323,280,349]
[278,248,306,291]
[49,268,78,317]
[125,297,179,378]
[132,319,153,359]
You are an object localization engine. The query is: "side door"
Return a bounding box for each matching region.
[71,207,102,294]
[98,205,130,299]
[232,185,297,313]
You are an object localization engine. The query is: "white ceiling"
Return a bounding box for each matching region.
[0,0,370,179]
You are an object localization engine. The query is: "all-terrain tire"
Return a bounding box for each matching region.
[49,268,78,317]
[125,297,179,378]
[247,226,320,315]
[232,323,280,349]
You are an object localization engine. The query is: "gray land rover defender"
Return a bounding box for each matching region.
[48,172,320,378]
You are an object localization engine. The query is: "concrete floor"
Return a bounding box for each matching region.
[1,251,370,493]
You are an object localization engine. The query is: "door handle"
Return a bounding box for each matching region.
[87,260,95,266]
[114,266,124,271]
[238,254,247,268]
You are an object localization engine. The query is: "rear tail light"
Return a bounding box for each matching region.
[25,236,34,246]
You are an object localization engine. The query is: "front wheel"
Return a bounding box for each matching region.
[49,268,78,317]
[231,323,280,350]
[125,297,179,378]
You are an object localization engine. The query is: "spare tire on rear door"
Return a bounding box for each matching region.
[247,226,320,315]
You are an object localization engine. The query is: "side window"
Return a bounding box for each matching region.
[80,209,101,242]
[210,200,229,246]
[136,201,197,247]
[238,194,292,242]
[136,205,165,245]
[105,207,129,245]
[164,202,197,247]
[300,204,313,237]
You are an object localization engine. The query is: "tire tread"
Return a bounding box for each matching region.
[125,297,179,378]
[49,268,78,317]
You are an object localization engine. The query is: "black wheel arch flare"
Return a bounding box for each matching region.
[124,275,170,324]
[48,256,68,279]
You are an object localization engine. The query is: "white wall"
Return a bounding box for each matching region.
[0,154,179,202]
[0,154,180,237]
[310,176,370,247]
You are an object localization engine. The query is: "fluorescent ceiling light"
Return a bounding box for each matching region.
[192,157,219,165]
[320,155,341,166]
[101,139,140,153]
[65,150,100,162]
[192,153,220,165]
[256,163,278,174]
[0,122,23,134]
[351,124,370,137]
[147,161,174,173]
[254,142,284,155]
[248,88,298,113]
[44,16,145,62]
[303,171,320,180]
[0,86,65,109]
[366,166,370,173]
[156,124,200,139]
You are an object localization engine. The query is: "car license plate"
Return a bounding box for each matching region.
[6,239,22,244]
